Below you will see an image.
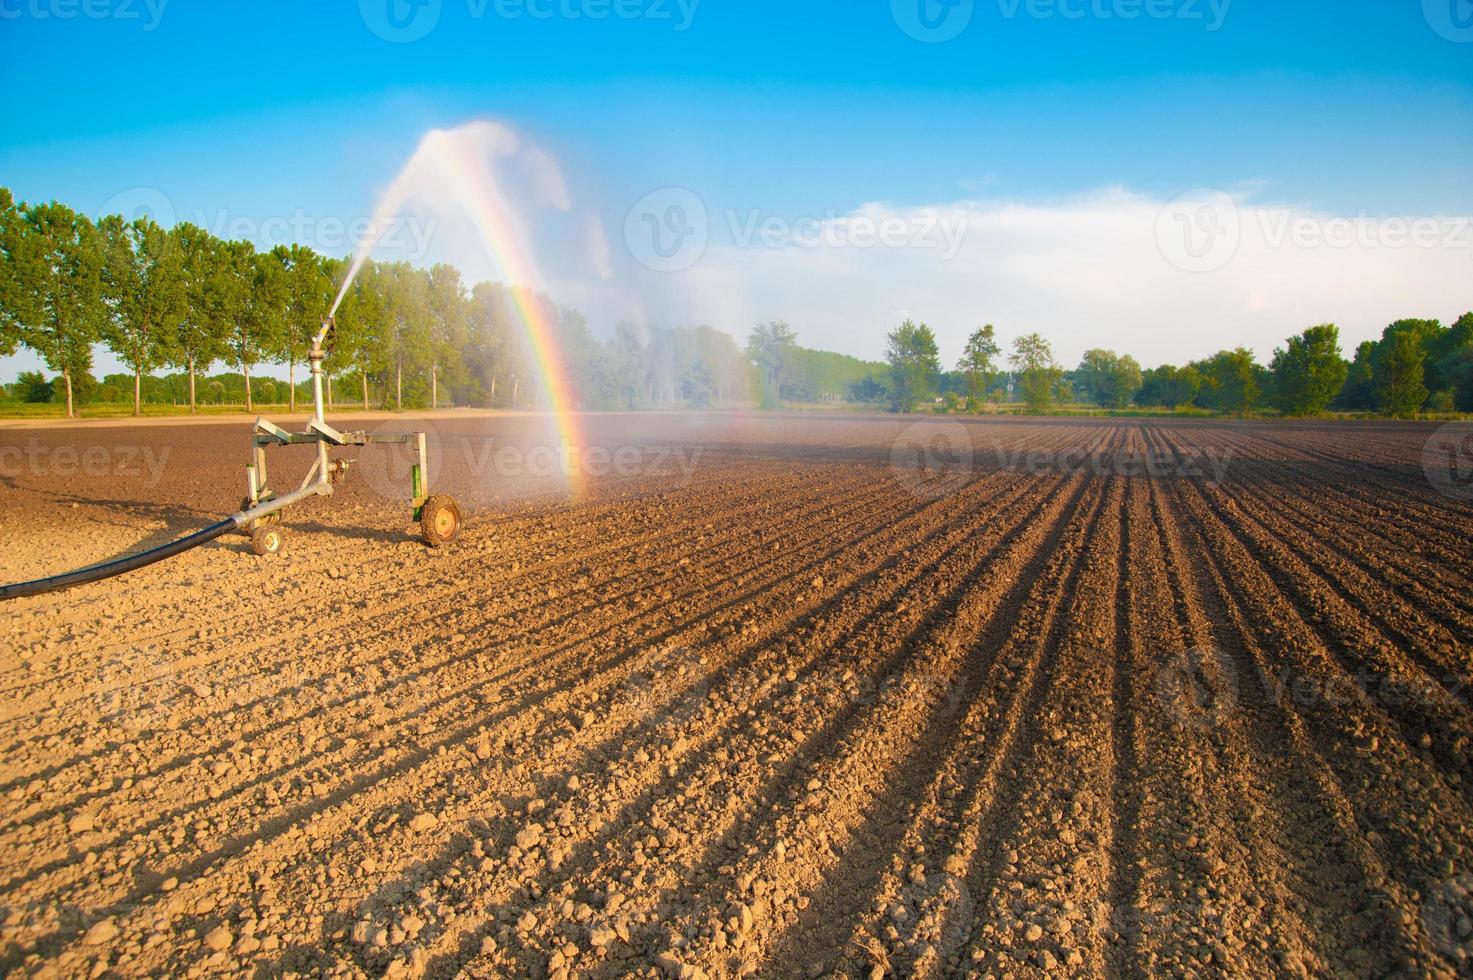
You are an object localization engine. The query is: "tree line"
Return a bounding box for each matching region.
[880,316,1473,416]
[0,188,892,416]
[2,187,1468,419]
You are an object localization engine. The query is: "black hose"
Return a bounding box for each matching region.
[0,517,242,601]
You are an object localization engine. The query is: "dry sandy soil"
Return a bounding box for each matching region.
[0,412,1470,979]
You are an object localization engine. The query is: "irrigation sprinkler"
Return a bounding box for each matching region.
[0,317,462,601]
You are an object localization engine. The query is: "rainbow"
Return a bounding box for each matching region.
[424,129,588,497]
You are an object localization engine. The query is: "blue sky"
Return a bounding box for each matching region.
[2,0,1471,376]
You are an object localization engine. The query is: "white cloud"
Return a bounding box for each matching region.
[625,187,1473,367]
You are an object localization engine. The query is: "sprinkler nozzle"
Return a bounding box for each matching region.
[311,316,337,359]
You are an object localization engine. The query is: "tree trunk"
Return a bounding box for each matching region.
[289,359,296,413]
[395,362,402,410]
[188,356,197,413]
[326,373,333,413]
[490,373,497,405]
[361,370,369,411]
[512,376,519,407]
[63,369,74,419]
[243,361,253,412]
[134,367,142,417]
[431,364,438,410]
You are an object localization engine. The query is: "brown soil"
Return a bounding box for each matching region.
[1,413,1470,979]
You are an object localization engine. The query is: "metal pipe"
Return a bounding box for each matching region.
[0,519,242,600]
[310,316,332,481]
[235,476,332,525]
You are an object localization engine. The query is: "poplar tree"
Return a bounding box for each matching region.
[224,241,287,412]
[957,324,1001,404]
[14,202,105,417]
[171,223,230,412]
[0,188,31,358]
[274,244,332,413]
[100,216,184,415]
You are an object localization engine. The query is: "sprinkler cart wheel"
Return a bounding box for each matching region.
[419,495,462,548]
[250,525,286,557]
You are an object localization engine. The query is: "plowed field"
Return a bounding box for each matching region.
[1,413,1470,979]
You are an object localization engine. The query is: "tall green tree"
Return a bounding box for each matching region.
[885,319,941,412]
[1194,348,1260,414]
[171,223,231,413]
[12,202,106,417]
[220,241,286,413]
[1428,311,1473,411]
[1372,323,1431,416]
[1270,324,1348,417]
[1076,348,1144,408]
[747,320,797,406]
[1334,340,1376,411]
[957,324,1001,404]
[381,262,433,409]
[1010,333,1063,411]
[1137,364,1202,409]
[333,259,387,410]
[426,263,468,410]
[99,216,184,415]
[273,244,332,413]
[0,187,33,358]
[464,279,517,407]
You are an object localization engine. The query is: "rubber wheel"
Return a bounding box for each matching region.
[250,525,285,556]
[420,495,462,548]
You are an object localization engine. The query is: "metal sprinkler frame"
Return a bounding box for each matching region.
[0,316,462,600]
[236,316,462,556]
